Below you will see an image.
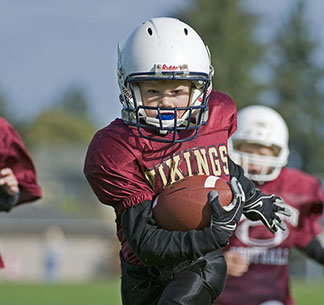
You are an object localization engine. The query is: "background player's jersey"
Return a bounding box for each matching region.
[0,255,4,268]
[0,118,42,204]
[0,118,42,268]
[216,167,324,305]
[84,90,237,265]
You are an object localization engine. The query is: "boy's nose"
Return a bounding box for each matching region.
[248,163,263,175]
[160,94,173,107]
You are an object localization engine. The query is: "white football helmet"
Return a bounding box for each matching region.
[229,105,290,183]
[117,17,214,142]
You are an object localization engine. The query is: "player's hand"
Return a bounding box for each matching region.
[0,168,19,212]
[243,189,291,233]
[0,168,19,195]
[209,177,244,239]
[224,251,249,277]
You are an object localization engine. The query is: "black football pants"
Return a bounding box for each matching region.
[120,249,227,305]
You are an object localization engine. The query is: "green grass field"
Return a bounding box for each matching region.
[0,279,122,305]
[0,279,323,305]
[291,280,324,305]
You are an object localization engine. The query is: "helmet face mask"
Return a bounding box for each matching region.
[229,106,290,183]
[117,17,214,143]
[230,142,287,183]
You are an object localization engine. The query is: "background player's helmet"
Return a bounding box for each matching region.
[117,17,214,142]
[229,105,290,182]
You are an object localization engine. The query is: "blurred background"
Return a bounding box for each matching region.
[0,0,323,303]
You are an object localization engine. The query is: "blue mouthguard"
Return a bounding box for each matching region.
[157,113,175,120]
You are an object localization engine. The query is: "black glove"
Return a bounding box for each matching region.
[243,189,291,233]
[209,177,244,244]
[0,185,19,212]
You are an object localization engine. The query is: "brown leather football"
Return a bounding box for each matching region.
[152,175,233,231]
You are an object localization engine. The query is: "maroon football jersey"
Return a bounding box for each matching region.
[84,90,237,265]
[216,168,324,305]
[0,118,42,204]
[0,254,4,268]
[0,118,42,268]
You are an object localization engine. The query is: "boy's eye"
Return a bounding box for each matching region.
[172,90,181,95]
[148,89,159,94]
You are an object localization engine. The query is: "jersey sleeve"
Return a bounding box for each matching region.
[207,90,237,138]
[295,213,323,248]
[83,128,154,210]
[295,178,324,248]
[224,95,237,138]
[0,119,42,204]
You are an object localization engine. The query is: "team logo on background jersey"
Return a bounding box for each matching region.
[235,204,298,248]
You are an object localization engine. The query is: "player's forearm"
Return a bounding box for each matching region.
[121,200,226,266]
[301,238,324,265]
[228,157,255,200]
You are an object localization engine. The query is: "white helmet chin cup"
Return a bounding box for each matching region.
[229,105,290,182]
[117,17,213,142]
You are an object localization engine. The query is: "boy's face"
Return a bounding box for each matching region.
[237,142,277,176]
[138,80,192,119]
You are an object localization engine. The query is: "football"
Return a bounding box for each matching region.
[152,175,233,231]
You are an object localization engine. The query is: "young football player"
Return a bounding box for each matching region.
[84,18,290,305]
[0,117,42,268]
[215,105,324,305]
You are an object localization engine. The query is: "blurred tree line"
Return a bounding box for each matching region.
[175,0,324,176]
[0,86,97,149]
